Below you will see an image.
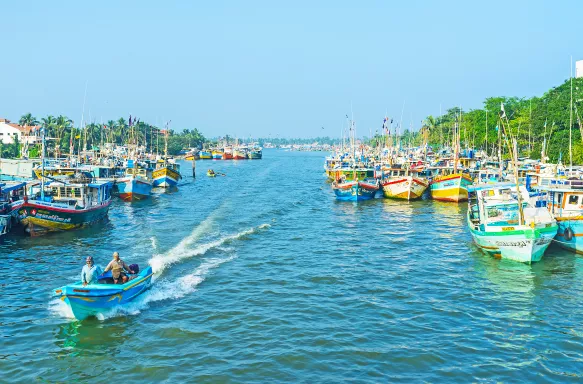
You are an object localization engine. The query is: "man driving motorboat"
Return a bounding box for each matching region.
[104,252,135,284]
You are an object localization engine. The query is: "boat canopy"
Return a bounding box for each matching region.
[88,181,114,189]
[468,182,516,193]
[0,181,27,194]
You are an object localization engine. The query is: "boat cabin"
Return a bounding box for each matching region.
[31,181,113,209]
[535,178,583,218]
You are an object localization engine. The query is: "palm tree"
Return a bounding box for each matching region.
[19,113,38,127]
[116,117,127,144]
[106,120,116,144]
[54,115,73,158]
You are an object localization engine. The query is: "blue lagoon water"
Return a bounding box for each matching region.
[1,150,583,382]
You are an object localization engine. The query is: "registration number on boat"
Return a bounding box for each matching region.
[502,227,515,231]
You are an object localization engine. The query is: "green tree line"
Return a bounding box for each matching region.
[370,78,583,164]
[8,115,206,158]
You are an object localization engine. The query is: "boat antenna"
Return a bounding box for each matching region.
[80,80,88,157]
[399,99,405,149]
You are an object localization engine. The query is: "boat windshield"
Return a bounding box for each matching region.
[485,203,526,225]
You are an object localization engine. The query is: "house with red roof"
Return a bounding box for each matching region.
[0,118,41,145]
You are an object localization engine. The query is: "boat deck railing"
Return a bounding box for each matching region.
[536,178,583,190]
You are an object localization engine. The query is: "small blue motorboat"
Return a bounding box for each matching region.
[54,265,154,320]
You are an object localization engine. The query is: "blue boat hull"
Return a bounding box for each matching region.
[55,267,154,320]
[115,177,153,201]
[333,183,377,201]
[556,219,583,254]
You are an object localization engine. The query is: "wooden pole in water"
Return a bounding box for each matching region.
[192,157,196,178]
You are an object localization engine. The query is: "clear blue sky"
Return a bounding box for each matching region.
[1,0,581,139]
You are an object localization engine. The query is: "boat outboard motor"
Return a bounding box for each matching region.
[129,264,139,274]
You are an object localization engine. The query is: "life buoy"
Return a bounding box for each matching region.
[564,227,574,241]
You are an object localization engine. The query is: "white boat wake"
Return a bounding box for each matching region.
[49,222,270,321]
[149,223,270,275]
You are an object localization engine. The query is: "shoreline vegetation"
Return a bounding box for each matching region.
[6,77,583,160]
[373,78,583,163]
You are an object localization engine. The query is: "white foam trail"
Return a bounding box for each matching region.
[149,223,270,274]
[150,236,158,252]
[148,202,230,268]
[48,298,75,319]
[96,255,236,320]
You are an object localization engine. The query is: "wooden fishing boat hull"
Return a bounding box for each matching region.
[212,151,224,160]
[248,151,262,159]
[233,150,247,160]
[430,174,473,202]
[555,217,583,254]
[199,151,212,159]
[17,199,111,234]
[381,176,429,200]
[115,177,153,201]
[152,166,182,188]
[223,152,233,160]
[468,215,557,263]
[332,181,378,201]
[54,267,154,320]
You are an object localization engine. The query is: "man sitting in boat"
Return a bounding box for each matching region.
[103,252,135,284]
[208,169,215,176]
[81,256,103,287]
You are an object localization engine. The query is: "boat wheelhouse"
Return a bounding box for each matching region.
[467,183,557,263]
[17,179,113,235]
[115,164,153,201]
[152,158,182,188]
[535,178,583,254]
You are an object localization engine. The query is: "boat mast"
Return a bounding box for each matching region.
[41,126,45,201]
[528,100,532,156]
[513,138,525,226]
[485,110,488,157]
[570,56,573,172]
[500,103,524,225]
[498,114,503,177]
[453,113,459,174]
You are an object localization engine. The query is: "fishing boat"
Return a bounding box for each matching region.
[248,148,262,159]
[332,177,379,202]
[17,179,113,235]
[151,132,183,188]
[152,161,181,188]
[429,113,473,202]
[381,165,429,200]
[223,146,234,160]
[535,178,583,254]
[467,183,557,263]
[199,150,212,159]
[430,169,473,202]
[115,163,153,201]
[233,148,247,160]
[53,266,154,320]
[212,150,224,160]
[207,170,216,177]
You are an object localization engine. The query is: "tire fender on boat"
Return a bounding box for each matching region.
[564,227,574,241]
